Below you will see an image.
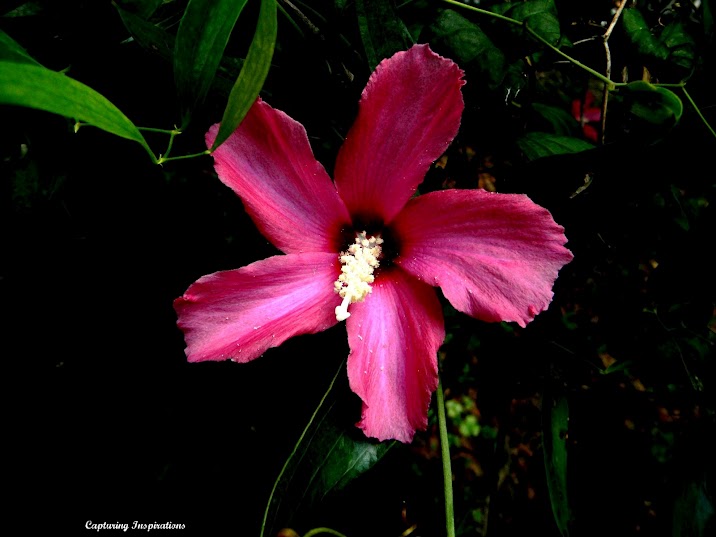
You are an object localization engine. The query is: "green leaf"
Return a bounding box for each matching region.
[425,9,505,89]
[621,81,683,126]
[3,1,44,17]
[659,21,697,76]
[530,102,581,136]
[211,0,277,151]
[673,475,715,537]
[621,8,669,61]
[0,29,42,65]
[507,0,562,45]
[0,61,152,157]
[501,58,530,104]
[115,3,175,62]
[543,390,571,537]
[705,0,715,38]
[174,0,249,127]
[516,132,594,161]
[261,361,393,537]
[114,0,164,19]
[356,0,414,71]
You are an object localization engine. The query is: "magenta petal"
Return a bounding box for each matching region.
[334,44,465,224]
[346,268,445,443]
[393,189,573,327]
[206,100,351,254]
[174,253,340,362]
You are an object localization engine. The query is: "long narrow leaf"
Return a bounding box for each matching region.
[211,0,277,151]
[543,388,571,536]
[115,3,176,63]
[261,360,393,537]
[174,0,249,127]
[0,61,153,157]
[114,0,164,19]
[0,29,42,65]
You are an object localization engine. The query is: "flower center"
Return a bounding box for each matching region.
[333,231,383,321]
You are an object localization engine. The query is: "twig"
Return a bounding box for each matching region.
[600,1,628,144]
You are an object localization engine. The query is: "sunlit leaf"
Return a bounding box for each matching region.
[174,0,249,127]
[261,361,393,537]
[211,0,277,151]
[426,9,505,89]
[356,0,414,71]
[0,28,41,65]
[0,61,152,155]
[621,8,669,61]
[543,389,571,537]
[517,132,593,161]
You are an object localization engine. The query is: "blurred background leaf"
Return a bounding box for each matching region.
[356,0,413,71]
[517,132,593,161]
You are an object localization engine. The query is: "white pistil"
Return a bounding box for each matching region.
[334,231,383,321]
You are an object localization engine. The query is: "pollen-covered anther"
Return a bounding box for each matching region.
[334,231,383,321]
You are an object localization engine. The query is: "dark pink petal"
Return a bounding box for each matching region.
[392,189,573,327]
[174,253,341,362]
[346,268,444,443]
[206,100,351,254]
[334,44,465,225]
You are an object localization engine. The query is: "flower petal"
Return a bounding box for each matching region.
[174,253,341,362]
[206,100,351,254]
[334,44,465,225]
[393,189,573,327]
[346,268,445,443]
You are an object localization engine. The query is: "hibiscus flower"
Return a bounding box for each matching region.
[174,44,573,443]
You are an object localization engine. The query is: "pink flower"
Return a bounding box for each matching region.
[174,44,573,443]
[572,89,601,142]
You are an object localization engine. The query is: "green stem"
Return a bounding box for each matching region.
[136,126,181,134]
[436,374,455,537]
[441,0,624,89]
[74,121,159,164]
[442,0,517,26]
[680,86,716,139]
[161,129,179,161]
[156,149,211,165]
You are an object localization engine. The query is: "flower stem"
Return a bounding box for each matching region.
[680,86,716,139]
[156,149,211,165]
[436,374,455,537]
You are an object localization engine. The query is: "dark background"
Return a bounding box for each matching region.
[3,1,715,536]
